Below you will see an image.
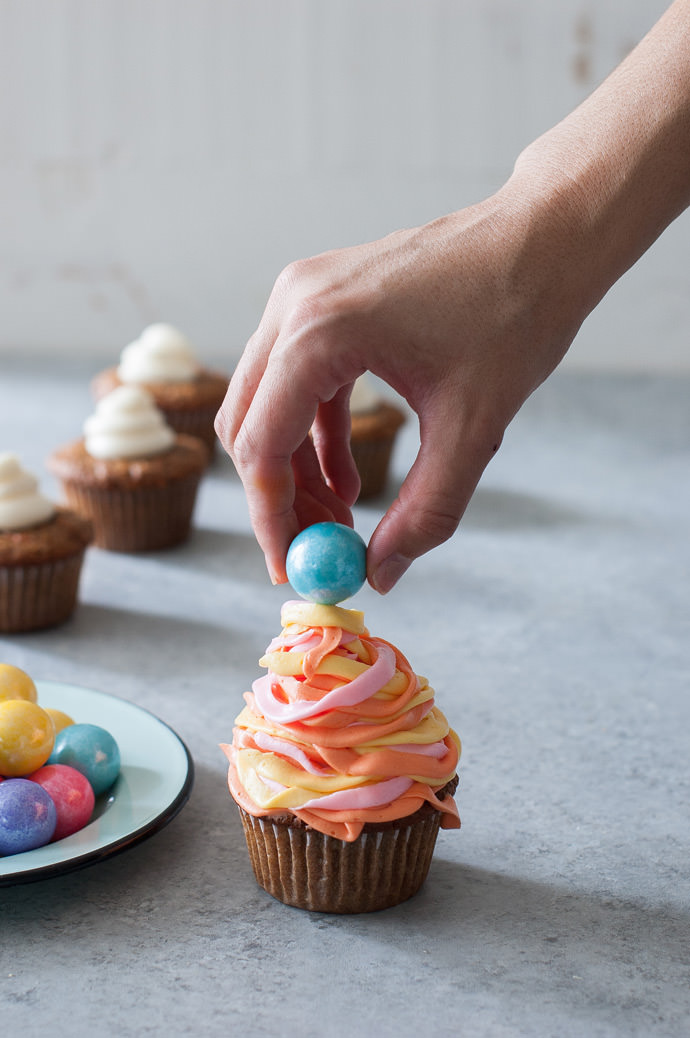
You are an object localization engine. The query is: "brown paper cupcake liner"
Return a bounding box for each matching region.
[159,407,220,454]
[0,552,87,633]
[238,806,442,913]
[60,473,203,552]
[350,437,399,500]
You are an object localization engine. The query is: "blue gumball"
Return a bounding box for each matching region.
[48,724,120,797]
[286,522,367,605]
[0,778,57,856]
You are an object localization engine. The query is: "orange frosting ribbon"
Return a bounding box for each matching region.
[224,603,460,842]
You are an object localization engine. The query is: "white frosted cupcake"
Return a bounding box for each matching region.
[91,323,230,453]
[48,386,208,552]
[0,454,92,632]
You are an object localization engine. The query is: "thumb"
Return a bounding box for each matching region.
[367,403,503,593]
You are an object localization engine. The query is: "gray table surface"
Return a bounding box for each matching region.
[1,358,688,1038]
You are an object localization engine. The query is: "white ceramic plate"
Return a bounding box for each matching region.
[0,680,193,886]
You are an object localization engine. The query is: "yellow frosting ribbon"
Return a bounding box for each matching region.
[280,600,367,635]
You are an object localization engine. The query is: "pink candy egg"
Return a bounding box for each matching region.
[29,764,95,841]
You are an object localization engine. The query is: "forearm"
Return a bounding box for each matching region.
[508,0,690,319]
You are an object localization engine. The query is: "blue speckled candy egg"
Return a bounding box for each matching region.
[0,778,57,855]
[286,522,367,605]
[48,724,120,797]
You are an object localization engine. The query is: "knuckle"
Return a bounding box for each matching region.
[231,425,259,469]
[213,407,229,444]
[410,506,460,546]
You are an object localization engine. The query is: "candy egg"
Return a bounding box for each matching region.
[29,764,95,841]
[48,724,120,797]
[286,522,367,605]
[0,663,37,704]
[0,778,57,855]
[44,708,75,734]
[0,700,55,777]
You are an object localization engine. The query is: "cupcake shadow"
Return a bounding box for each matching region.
[155,526,268,584]
[356,484,587,531]
[344,857,689,972]
[17,601,250,678]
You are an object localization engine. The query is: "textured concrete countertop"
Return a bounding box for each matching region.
[1,359,689,1037]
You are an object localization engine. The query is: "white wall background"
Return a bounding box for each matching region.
[0,0,686,370]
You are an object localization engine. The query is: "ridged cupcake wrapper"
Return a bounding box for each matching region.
[59,474,202,553]
[0,552,87,633]
[159,407,220,454]
[239,807,441,914]
[350,437,398,500]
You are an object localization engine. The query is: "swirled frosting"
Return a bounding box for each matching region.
[222,600,460,842]
[84,386,176,460]
[117,323,200,384]
[0,454,55,532]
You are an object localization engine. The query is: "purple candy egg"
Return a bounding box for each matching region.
[0,778,57,856]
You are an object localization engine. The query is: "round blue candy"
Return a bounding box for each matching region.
[286,522,367,605]
[48,724,121,797]
[0,778,57,855]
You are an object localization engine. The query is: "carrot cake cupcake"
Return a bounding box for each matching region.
[48,385,208,553]
[91,323,229,453]
[0,454,92,632]
[222,598,460,913]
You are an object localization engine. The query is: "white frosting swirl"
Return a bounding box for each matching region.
[84,386,176,460]
[0,454,55,531]
[350,374,380,415]
[117,323,200,384]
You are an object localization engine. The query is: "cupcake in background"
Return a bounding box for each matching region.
[91,323,230,454]
[349,374,406,500]
[222,599,460,913]
[0,454,92,632]
[48,385,208,553]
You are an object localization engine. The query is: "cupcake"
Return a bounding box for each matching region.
[222,599,460,913]
[91,323,230,454]
[349,375,406,500]
[0,454,92,632]
[47,385,208,553]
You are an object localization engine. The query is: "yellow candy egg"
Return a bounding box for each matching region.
[44,708,75,734]
[0,663,38,704]
[0,700,55,777]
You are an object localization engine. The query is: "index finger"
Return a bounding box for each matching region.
[228,328,353,583]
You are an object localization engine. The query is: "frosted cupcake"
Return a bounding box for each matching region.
[349,375,406,500]
[91,323,230,453]
[0,454,92,632]
[222,599,460,913]
[48,386,208,553]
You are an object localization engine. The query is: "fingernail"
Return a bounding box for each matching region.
[267,562,285,586]
[371,553,412,594]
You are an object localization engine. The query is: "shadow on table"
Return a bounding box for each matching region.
[147,526,268,584]
[462,486,588,531]
[317,855,690,1000]
[356,484,588,531]
[4,788,688,1028]
[6,602,259,678]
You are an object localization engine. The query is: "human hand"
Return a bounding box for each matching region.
[217,1,690,593]
[216,177,592,592]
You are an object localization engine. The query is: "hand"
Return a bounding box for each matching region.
[216,0,690,593]
[216,180,590,592]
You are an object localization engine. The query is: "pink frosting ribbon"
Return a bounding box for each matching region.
[252,639,397,724]
[300,776,413,811]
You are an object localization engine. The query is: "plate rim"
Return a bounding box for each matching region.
[0,679,194,887]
